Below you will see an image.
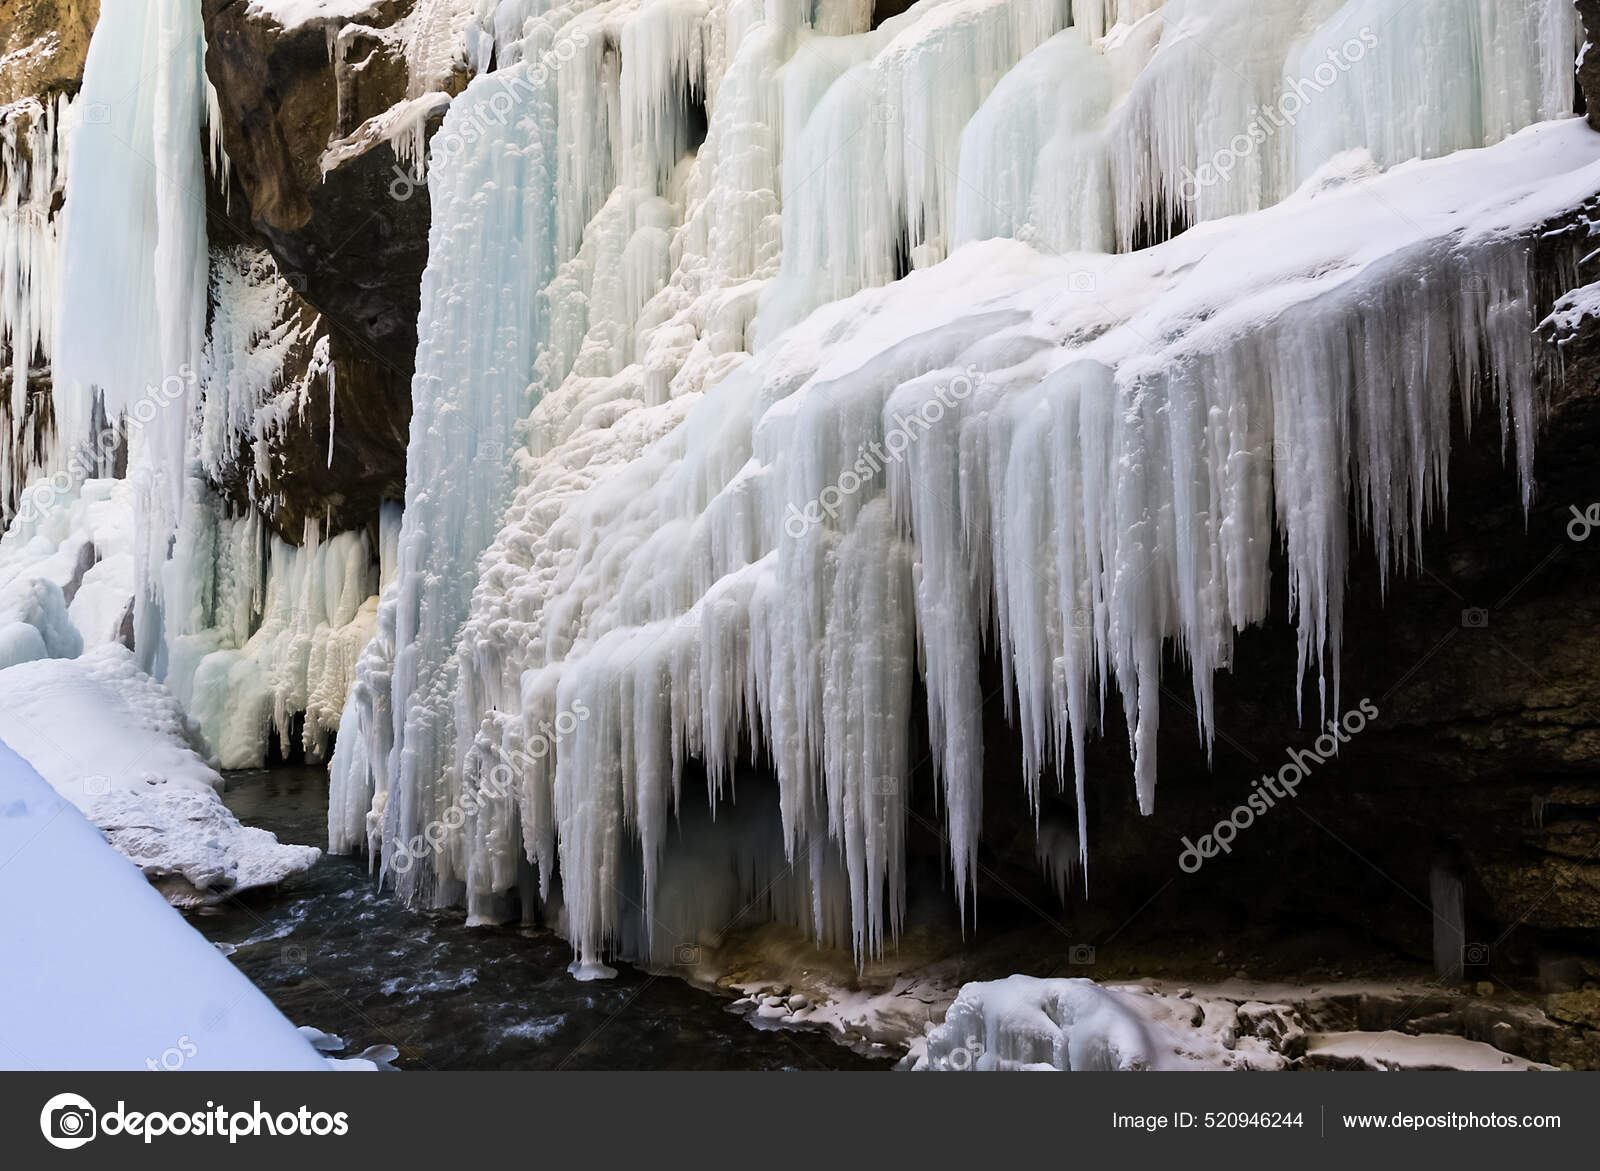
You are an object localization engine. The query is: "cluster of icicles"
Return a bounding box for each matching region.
[320,0,1586,978]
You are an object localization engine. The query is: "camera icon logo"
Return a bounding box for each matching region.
[1461,607,1489,629]
[1068,943,1096,965]
[40,1092,97,1149]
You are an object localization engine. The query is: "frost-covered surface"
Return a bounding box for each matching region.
[0,1,393,771]
[158,247,399,768]
[247,0,387,30]
[322,0,1593,981]
[0,739,327,1070]
[4,0,1593,985]
[0,645,319,904]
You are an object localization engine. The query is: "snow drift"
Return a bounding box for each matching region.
[0,645,319,904]
[0,738,327,1070]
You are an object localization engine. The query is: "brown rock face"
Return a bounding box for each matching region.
[199,0,450,537]
[0,0,96,107]
[1579,1,1600,130]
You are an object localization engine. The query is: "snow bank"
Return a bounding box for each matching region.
[1306,1030,1553,1072]
[0,740,326,1070]
[0,645,318,904]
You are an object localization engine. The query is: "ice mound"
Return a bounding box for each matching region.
[920,976,1169,1070]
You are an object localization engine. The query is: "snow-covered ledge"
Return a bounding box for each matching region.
[0,740,326,1071]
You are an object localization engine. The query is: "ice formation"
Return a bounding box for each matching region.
[320,0,1592,983]
[0,644,320,905]
[0,92,71,515]
[0,0,394,773]
[50,0,212,673]
[920,976,1164,1070]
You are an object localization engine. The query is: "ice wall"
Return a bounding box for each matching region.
[332,38,568,905]
[328,0,1591,981]
[0,93,72,516]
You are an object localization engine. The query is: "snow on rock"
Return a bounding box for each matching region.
[919,976,1194,1070]
[914,976,1553,1071]
[0,739,327,1070]
[247,0,387,31]
[1307,1030,1553,1072]
[0,645,319,905]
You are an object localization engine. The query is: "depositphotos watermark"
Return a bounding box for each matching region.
[40,1092,349,1147]
[1178,698,1379,873]
[783,365,983,539]
[389,701,591,874]
[1176,27,1378,202]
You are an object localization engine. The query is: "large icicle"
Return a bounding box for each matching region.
[330,43,565,906]
[52,0,212,675]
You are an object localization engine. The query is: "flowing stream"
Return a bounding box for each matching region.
[188,768,889,1071]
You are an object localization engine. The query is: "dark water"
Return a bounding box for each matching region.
[187,767,888,1071]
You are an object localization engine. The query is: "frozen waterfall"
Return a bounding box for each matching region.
[324,0,1590,976]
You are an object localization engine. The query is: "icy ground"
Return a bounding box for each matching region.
[0,740,326,1070]
[911,977,1556,1070]
[728,965,1559,1071]
[0,645,319,905]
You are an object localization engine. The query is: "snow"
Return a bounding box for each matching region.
[912,976,1555,1071]
[1306,1030,1552,1072]
[0,739,326,1070]
[247,0,385,31]
[0,645,319,905]
[0,477,135,661]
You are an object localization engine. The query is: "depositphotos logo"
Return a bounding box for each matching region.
[39,1092,350,1146]
[41,1093,96,1150]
